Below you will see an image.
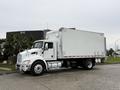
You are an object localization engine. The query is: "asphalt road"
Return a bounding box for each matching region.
[0,64,120,90]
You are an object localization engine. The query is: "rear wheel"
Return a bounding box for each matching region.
[82,59,95,70]
[30,61,45,75]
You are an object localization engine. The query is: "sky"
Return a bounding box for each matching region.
[0,0,120,49]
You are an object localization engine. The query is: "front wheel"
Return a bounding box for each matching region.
[30,61,45,75]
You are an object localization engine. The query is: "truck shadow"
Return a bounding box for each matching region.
[18,67,100,77]
[45,67,99,75]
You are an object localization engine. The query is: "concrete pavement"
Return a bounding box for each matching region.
[0,64,120,90]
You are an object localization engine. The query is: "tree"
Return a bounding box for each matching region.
[0,39,6,62]
[4,33,35,58]
[0,39,5,43]
[107,48,114,56]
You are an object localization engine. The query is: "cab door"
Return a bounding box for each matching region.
[43,42,56,60]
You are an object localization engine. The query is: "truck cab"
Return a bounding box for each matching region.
[16,40,60,75]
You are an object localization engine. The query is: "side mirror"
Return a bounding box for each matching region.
[45,43,48,50]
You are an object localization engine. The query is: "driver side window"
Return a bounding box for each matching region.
[48,42,53,49]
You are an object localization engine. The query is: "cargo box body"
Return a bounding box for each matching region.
[47,28,106,59]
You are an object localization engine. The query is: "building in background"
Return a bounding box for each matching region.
[6,29,51,41]
[0,29,51,62]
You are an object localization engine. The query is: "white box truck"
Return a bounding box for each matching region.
[16,28,106,75]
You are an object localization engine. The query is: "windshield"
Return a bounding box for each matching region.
[33,41,43,48]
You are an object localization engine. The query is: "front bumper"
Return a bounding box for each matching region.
[16,64,31,72]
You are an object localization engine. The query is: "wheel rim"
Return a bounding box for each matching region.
[87,61,93,68]
[34,64,43,74]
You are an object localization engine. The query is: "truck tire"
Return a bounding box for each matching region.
[30,61,45,75]
[82,59,95,70]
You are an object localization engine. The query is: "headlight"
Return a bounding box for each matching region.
[22,60,30,65]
